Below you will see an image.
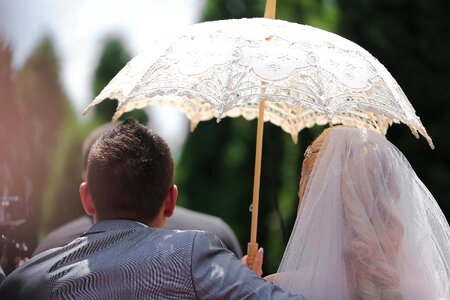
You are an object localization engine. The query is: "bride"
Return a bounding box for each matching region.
[271,126,450,299]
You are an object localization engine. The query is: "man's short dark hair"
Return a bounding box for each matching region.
[82,122,117,179]
[86,118,174,222]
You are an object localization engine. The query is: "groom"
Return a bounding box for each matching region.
[0,118,303,299]
[32,122,242,258]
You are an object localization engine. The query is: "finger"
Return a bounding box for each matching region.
[18,257,29,267]
[241,255,248,265]
[264,274,276,282]
[252,247,263,276]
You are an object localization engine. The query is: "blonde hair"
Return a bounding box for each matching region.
[299,128,331,202]
[300,127,404,300]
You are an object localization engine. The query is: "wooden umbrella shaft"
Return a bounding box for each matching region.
[247,100,265,267]
[246,0,276,270]
[251,100,266,243]
[264,0,277,19]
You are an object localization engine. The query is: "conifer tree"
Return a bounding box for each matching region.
[11,38,75,247]
[92,38,148,124]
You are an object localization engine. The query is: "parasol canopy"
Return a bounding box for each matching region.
[84,17,433,148]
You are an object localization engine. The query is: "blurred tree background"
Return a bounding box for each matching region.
[0,36,146,255]
[1,38,77,250]
[39,37,148,239]
[338,0,450,219]
[1,0,449,275]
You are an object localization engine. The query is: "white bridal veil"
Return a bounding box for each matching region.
[274,127,450,299]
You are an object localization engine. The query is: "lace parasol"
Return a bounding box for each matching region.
[84,18,433,148]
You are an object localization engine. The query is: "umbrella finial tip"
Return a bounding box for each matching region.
[291,133,298,144]
[190,121,199,132]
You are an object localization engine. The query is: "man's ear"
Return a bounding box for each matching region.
[163,185,178,218]
[80,182,96,217]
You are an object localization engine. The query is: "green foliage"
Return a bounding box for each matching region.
[40,117,99,238]
[14,38,74,249]
[202,0,263,20]
[92,38,148,124]
[0,41,22,198]
[40,38,148,241]
[337,0,450,218]
[276,0,339,31]
[202,0,339,30]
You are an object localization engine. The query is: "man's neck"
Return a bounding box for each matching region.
[93,214,165,229]
[147,216,166,228]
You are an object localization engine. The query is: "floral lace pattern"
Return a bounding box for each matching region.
[84,18,433,148]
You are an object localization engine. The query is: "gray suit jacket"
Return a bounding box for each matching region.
[0,220,304,299]
[0,266,5,284]
[33,207,242,258]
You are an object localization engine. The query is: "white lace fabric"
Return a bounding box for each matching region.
[84,18,433,148]
[274,127,450,299]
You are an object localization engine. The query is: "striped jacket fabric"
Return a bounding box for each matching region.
[0,219,304,299]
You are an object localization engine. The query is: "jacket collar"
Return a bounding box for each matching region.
[82,219,149,236]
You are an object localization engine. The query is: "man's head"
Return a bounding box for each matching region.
[79,118,177,226]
